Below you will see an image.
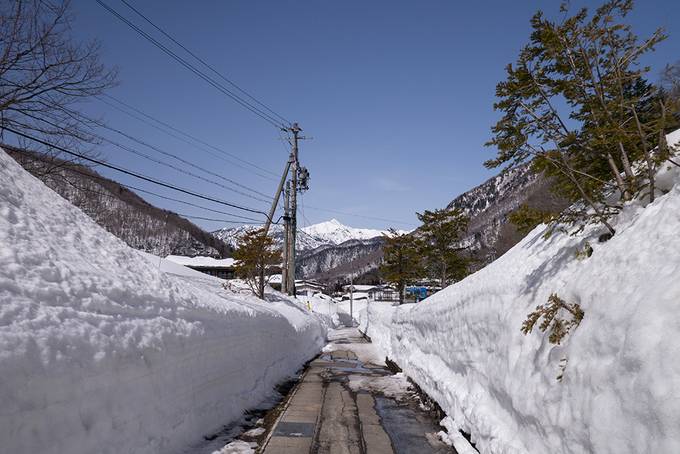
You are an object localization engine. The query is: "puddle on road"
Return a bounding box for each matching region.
[375,396,453,454]
[321,349,454,453]
[319,354,392,376]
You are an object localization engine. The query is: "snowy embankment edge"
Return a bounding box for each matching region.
[0,148,326,454]
[358,130,680,454]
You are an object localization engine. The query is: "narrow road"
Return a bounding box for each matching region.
[260,328,454,454]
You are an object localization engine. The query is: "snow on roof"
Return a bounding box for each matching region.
[165,255,236,268]
[343,284,381,292]
[297,281,325,289]
[342,292,370,300]
[354,285,378,291]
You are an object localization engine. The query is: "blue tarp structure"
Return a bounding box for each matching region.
[406,286,428,301]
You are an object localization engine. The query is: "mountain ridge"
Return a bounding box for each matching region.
[213,218,407,252]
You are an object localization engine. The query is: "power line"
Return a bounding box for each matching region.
[61,173,260,225]
[182,215,264,224]
[4,126,270,219]
[95,0,288,129]
[10,153,261,225]
[116,0,291,126]
[12,105,274,203]
[124,184,263,222]
[96,128,273,203]
[59,164,264,222]
[100,94,279,180]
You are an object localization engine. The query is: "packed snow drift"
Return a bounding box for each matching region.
[0,148,325,454]
[359,132,680,454]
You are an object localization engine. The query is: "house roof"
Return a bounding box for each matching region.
[165,255,236,269]
[344,284,395,292]
[342,292,369,299]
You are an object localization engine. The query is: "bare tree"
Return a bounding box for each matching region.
[0,0,116,171]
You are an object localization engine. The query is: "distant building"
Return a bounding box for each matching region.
[268,276,325,296]
[369,286,399,302]
[295,279,325,296]
[406,285,441,302]
[165,255,236,280]
[341,284,398,302]
[341,292,369,301]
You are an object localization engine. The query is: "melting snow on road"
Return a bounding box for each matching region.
[0,148,326,454]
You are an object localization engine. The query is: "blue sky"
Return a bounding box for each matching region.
[68,0,680,231]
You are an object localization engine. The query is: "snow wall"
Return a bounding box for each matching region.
[359,131,680,454]
[0,148,326,454]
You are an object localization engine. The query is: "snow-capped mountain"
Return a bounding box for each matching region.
[302,219,401,245]
[213,167,567,284]
[213,218,405,252]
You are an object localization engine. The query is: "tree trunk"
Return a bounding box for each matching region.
[556,154,617,236]
[606,151,629,200]
[398,281,404,304]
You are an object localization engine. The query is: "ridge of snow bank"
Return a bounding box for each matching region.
[359,135,680,454]
[0,149,325,454]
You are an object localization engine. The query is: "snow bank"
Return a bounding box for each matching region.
[359,137,680,453]
[297,293,341,329]
[0,149,325,454]
[165,254,236,268]
[356,301,400,359]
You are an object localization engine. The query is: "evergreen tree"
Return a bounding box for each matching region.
[379,229,422,304]
[233,228,281,300]
[508,204,557,236]
[417,208,470,288]
[487,0,679,235]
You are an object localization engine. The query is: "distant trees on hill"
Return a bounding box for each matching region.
[417,208,470,289]
[7,148,231,258]
[380,229,423,304]
[380,208,471,300]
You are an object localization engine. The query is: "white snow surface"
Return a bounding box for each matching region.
[300,218,407,245]
[438,416,479,454]
[165,254,236,268]
[0,149,326,454]
[358,134,680,454]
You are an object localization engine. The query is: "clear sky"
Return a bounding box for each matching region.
[68,0,680,231]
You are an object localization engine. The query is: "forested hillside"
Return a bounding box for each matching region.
[6,147,230,258]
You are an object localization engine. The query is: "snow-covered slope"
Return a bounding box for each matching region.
[359,132,680,454]
[0,148,325,454]
[302,218,400,244]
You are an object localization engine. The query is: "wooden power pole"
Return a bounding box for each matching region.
[281,181,291,294]
[286,123,302,296]
[252,122,307,299]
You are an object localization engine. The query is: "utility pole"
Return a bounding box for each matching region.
[349,274,354,326]
[286,123,302,296]
[281,181,291,294]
